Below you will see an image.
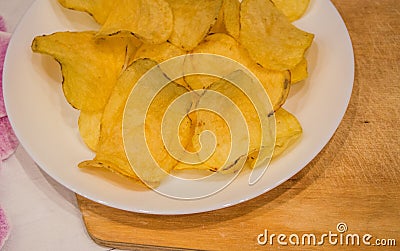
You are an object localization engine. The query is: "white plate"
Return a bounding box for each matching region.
[3,0,354,214]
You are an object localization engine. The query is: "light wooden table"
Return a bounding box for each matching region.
[77,0,400,250]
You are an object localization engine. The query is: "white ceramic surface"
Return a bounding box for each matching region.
[3,0,354,214]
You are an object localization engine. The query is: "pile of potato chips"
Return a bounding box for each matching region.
[32,0,313,186]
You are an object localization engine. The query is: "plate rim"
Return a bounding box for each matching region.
[3,0,354,215]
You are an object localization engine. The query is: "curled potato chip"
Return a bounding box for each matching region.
[209,2,226,34]
[223,0,240,39]
[290,58,308,84]
[273,108,302,157]
[271,0,310,22]
[83,59,160,180]
[186,33,290,110]
[239,0,314,71]
[134,42,185,63]
[208,0,240,38]
[79,159,136,180]
[82,59,193,183]
[246,108,301,167]
[166,0,222,50]
[177,110,230,172]
[197,80,263,173]
[176,75,274,173]
[98,0,173,44]
[31,31,138,111]
[128,83,193,183]
[78,110,102,152]
[133,42,190,89]
[58,0,117,24]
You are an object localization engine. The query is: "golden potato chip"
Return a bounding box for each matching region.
[82,59,193,183]
[176,110,230,172]
[198,83,259,173]
[127,83,193,183]
[246,108,301,167]
[78,110,102,152]
[290,58,308,84]
[176,76,275,173]
[222,0,240,39]
[98,0,173,44]
[134,42,185,63]
[208,0,240,38]
[79,159,136,180]
[58,0,117,24]
[209,2,226,34]
[82,59,160,180]
[239,0,314,71]
[273,108,302,157]
[186,33,290,110]
[166,0,222,50]
[133,42,190,89]
[31,31,138,111]
[271,0,310,22]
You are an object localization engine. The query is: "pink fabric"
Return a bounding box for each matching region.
[0,17,6,32]
[0,21,19,161]
[0,32,11,118]
[0,15,15,250]
[0,116,19,160]
[0,206,10,249]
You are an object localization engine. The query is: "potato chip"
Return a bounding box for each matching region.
[201,82,262,173]
[80,59,160,180]
[166,0,222,50]
[223,0,240,39]
[79,159,132,178]
[186,33,290,110]
[176,76,274,173]
[209,2,226,34]
[290,58,308,84]
[271,0,310,22]
[81,59,193,183]
[208,0,240,38]
[126,82,193,183]
[78,110,102,152]
[133,42,190,89]
[246,108,301,168]
[31,31,138,111]
[57,0,117,24]
[273,108,302,157]
[176,110,230,172]
[239,0,314,71]
[98,0,173,44]
[134,42,185,64]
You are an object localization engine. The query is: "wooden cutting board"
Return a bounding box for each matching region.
[77,0,400,250]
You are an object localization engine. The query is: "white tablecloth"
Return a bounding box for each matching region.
[0,148,108,250]
[0,0,111,250]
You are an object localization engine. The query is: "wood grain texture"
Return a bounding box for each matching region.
[77,0,400,250]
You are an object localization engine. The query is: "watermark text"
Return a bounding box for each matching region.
[257,223,396,247]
